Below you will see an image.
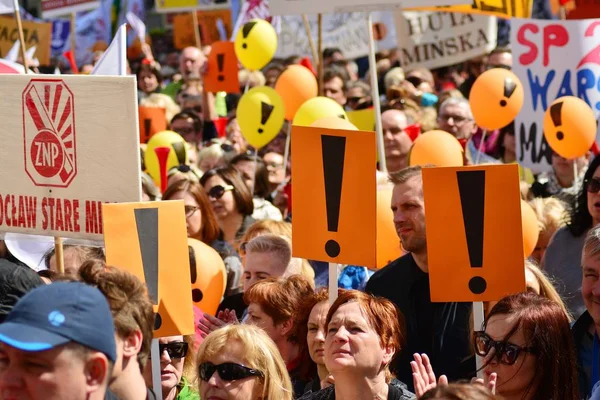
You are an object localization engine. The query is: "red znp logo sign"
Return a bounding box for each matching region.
[22,79,77,188]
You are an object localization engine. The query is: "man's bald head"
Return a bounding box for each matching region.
[179,47,205,80]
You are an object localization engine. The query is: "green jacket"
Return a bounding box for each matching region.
[177,377,200,400]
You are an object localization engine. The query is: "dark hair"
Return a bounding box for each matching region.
[171,109,203,133]
[162,179,221,243]
[483,292,579,400]
[493,122,515,161]
[324,66,349,91]
[568,155,600,236]
[323,47,343,60]
[230,154,271,199]
[136,63,163,91]
[489,46,512,56]
[200,166,254,216]
[421,383,499,400]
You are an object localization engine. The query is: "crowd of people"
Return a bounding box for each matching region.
[0,24,599,400]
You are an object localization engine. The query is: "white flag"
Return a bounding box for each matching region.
[126,11,146,43]
[0,0,14,14]
[4,39,19,62]
[92,24,127,76]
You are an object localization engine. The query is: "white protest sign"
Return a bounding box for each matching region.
[0,75,141,241]
[511,18,600,172]
[395,11,496,71]
[269,0,467,16]
[42,0,100,18]
[277,12,397,60]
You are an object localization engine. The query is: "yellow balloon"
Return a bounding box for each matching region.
[293,97,348,127]
[409,130,464,167]
[543,96,597,159]
[144,130,188,185]
[311,116,358,130]
[237,86,285,149]
[469,68,524,130]
[234,19,278,71]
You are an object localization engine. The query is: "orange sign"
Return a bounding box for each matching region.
[103,201,194,337]
[173,10,232,48]
[422,164,526,302]
[138,106,167,144]
[291,125,377,266]
[204,41,239,94]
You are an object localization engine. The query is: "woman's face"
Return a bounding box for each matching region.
[483,314,537,398]
[139,69,159,94]
[502,131,516,155]
[531,229,552,265]
[199,339,263,400]
[324,302,393,377]
[247,303,284,344]
[203,175,237,220]
[168,191,202,238]
[143,336,186,394]
[587,166,600,226]
[233,160,256,191]
[307,301,330,366]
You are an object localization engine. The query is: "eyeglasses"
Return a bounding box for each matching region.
[174,127,195,136]
[438,114,472,126]
[199,362,264,382]
[586,177,600,193]
[158,341,188,359]
[473,331,535,365]
[185,205,200,218]
[207,184,234,200]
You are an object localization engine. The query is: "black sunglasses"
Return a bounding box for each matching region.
[207,184,234,200]
[473,331,535,366]
[157,341,188,359]
[199,362,263,382]
[586,178,600,194]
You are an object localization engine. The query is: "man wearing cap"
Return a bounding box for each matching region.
[0,281,116,400]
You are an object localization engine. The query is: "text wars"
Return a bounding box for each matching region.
[0,193,105,234]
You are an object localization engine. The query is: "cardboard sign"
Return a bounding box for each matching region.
[204,41,239,94]
[423,164,526,302]
[0,75,141,241]
[173,9,232,48]
[395,11,497,71]
[155,0,231,13]
[347,109,376,132]
[511,18,600,173]
[270,0,466,16]
[103,201,194,337]
[408,0,533,18]
[42,0,100,18]
[0,17,52,66]
[292,126,376,266]
[139,107,167,144]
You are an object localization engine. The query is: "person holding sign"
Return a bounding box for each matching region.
[366,166,474,391]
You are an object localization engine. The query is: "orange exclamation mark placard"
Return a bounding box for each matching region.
[291,125,376,266]
[205,41,239,94]
[138,106,167,144]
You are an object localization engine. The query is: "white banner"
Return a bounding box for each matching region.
[511,18,600,172]
[396,11,496,71]
[269,0,466,16]
[0,75,141,241]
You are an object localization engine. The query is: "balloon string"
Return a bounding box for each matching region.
[251,148,258,196]
[244,79,250,94]
[475,129,487,165]
[574,159,578,210]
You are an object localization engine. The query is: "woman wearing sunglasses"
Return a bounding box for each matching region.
[412,292,578,399]
[200,166,256,248]
[143,335,199,400]
[544,155,600,320]
[197,324,293,400]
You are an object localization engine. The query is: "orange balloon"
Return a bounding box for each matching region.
[375,189,403,269]
[543,96,597,159]
[521,200,539,258]
[409,130,464,167]
[275,65,318,121]
[188,238,227,316]
[310,116,358,130]
[469,68,524,130]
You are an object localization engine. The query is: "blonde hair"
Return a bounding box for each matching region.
[528,197,567,237]
[245,234,292,272]
[197,143,226,172]
[139,93,181,123]
[420,106,438,133]
[384,67,405,91]
[525,260,573,322]
[239,69,266,88]
[196,324,293,400]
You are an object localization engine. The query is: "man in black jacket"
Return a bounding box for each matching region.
[366,166,475,390]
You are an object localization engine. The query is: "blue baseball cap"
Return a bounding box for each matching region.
[0,282,117,362]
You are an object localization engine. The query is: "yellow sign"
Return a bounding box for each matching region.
[0,17,52,65]
[156,0,231,13]
[409,0,533,18]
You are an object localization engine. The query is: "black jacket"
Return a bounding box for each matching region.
[573,310,594,399]
[365,254,475,391]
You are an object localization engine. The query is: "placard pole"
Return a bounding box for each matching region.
[151,339,163,400]
[302,15,318,65]
[54,236,65,274]
[192,11,202,49]
[13,0,29,72]
[70,12,77,66]
[317,13,323,96]
[473,301,485,378]
[366,12,386,173]
[329,262,338,305]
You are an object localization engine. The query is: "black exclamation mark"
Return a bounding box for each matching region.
[217,54,225,82]
[134,208,162,329]
[500,78,517,107]
[550,102,564,141]
[259,102,274,134]
[188,246,203,303]
[144,118,152,142]
[241,21,257,49]
[322,135,346,258]
[457,171,487,295]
